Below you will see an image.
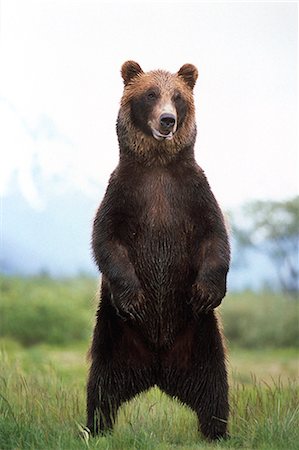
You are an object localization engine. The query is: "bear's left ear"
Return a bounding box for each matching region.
[177,64,198,90]
[121,60,144,86]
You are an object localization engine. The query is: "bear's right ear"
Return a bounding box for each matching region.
[121,61,143,86]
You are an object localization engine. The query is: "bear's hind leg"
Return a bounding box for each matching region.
[195,364,229,440]
[86,362,118,435]
[87,360,155,435]
[86,317,155,435]
[159,313,229,440]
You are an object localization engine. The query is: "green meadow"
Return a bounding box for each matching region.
[0,275,298,449]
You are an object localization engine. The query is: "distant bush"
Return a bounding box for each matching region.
[0,276,298,348]
[221,291,299,348]
[0,275,97,346]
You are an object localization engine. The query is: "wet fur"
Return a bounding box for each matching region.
[87,62,230,440]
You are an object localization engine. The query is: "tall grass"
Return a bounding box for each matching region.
[0,349,298,450]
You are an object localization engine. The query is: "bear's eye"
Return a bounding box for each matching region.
[174,92,182,101]
[146,91,157,100]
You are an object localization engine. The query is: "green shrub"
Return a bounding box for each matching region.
[221,291,299,348]
[0,276,97,346]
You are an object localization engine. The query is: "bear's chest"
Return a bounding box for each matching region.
[138,172,189,229]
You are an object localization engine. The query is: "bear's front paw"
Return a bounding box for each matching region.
[119,290,145,321]
[111,289,145,322]
[189,277,226,316]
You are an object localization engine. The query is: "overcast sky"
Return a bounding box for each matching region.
[0,0,298,209]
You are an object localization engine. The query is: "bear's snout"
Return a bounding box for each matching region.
[149,106,178,141]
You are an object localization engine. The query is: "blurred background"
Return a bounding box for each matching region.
[0,0,298,368]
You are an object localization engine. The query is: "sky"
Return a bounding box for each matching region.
[0,0,298,210]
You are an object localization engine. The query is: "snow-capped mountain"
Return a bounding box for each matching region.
[0,98,104,276]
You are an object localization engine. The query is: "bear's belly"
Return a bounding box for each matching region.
[129,226,196,348]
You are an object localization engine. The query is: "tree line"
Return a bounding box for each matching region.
[229,196,299,296]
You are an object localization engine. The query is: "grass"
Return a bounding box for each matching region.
[0,342,298,450]
[0,275,298,449]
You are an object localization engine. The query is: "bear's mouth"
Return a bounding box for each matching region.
[151,129,175,141]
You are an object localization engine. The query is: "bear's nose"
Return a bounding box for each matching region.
[160,113,176,130]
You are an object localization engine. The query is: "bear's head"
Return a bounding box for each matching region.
[117,61,198,163]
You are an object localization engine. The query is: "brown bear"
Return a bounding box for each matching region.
[87,61,230,441]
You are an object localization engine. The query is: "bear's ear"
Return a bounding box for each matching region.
[177,64,198,90]
[121,60,144,86]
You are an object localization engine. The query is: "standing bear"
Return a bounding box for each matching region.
[87,61,230,441]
